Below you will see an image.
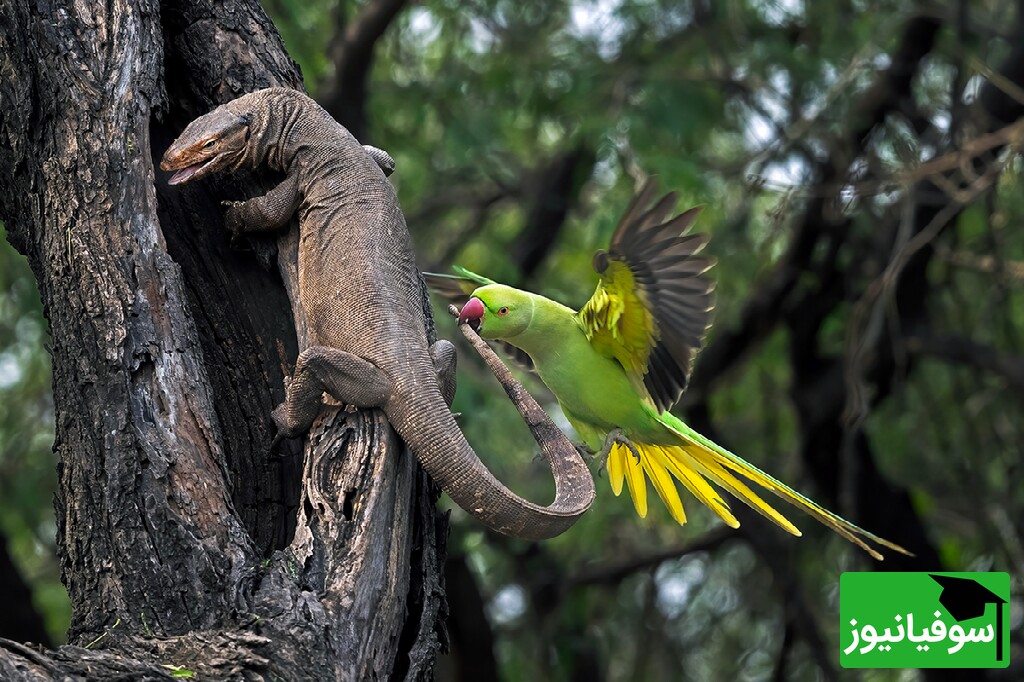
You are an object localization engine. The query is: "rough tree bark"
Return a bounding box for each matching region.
[0,0,446,678]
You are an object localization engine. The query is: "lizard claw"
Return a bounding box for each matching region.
[271,402,302,440]
[221,200,247,246]
[268,431,287,458]
[268,404,305,459]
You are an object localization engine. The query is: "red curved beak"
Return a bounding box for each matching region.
[458,297,485,326]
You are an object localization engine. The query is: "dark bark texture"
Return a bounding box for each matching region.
[0,0,445,678]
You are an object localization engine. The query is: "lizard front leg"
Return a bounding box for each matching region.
[272,346,391,439]
[223,173,301,243]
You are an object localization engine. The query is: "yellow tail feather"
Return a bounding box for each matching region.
[605,424,912,560]
[639,447,687,525]
[650,445,737,528]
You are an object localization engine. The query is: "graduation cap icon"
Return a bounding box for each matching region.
[930,574,1007,662]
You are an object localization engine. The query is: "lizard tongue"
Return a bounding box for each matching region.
[168,160,210,186]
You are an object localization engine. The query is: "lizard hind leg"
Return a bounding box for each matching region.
[272,346,391,438]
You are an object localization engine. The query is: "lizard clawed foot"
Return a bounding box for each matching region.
[269,405,305,459]
[271,403,306,440]
[221,200,248,247]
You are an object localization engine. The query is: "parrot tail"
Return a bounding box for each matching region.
[605,414,911,560]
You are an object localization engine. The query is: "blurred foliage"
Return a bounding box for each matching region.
[297,0,1018,679]
[2,0,1023,678]
[0,221,66,643]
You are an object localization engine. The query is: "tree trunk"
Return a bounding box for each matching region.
[0,0,446,678]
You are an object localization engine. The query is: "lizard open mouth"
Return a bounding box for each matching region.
[168,158,215,185]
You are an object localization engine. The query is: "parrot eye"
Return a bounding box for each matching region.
[497,306,509,316]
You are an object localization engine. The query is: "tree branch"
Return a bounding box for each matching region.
[513,145,596,278]
[906,334,1024,390]
[566,526,736,590]
[317,0,410,141]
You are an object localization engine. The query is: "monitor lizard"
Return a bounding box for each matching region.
[160,88,595,539]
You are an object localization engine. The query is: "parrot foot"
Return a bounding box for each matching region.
[574,443,605,475]
[596,428,642,466]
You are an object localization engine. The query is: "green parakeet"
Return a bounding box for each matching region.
[427,180,909,560]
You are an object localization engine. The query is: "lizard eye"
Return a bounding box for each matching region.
[202,138,217,148]
[497,306,509,316]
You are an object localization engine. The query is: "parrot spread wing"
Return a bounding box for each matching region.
[578,179,714,412]
[423,266,536,371]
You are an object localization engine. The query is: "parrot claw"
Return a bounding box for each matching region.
[597,428,642,464]
[573,443,606,475]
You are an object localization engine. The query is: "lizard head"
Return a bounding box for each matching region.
[160,106,252,185]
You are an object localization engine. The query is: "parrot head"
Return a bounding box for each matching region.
[457,285,534,340]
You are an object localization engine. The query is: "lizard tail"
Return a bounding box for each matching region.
[388,394,594,540]
[386,326,595,540]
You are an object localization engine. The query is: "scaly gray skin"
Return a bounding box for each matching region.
[160,88,595,539]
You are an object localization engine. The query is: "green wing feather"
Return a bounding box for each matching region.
[422,265,496,305]
[578,178,715,412]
